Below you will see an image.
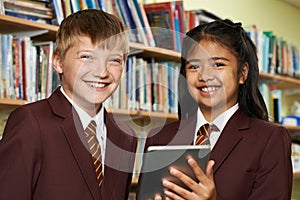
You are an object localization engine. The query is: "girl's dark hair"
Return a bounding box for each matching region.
[178,19,268,121]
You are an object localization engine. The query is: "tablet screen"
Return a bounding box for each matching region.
[138,145,210,200]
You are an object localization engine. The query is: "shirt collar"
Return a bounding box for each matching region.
[196,103,239,132]
[60,87,104,129]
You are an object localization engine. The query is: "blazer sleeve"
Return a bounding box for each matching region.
[0,107,43,200]
[248,125,292,200]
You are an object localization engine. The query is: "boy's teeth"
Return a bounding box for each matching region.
[89,82,105,88]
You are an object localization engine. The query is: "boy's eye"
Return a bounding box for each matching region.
[108,57,123,66]
[80,55,92,60]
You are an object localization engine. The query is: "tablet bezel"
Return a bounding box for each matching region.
[138,145,211,200]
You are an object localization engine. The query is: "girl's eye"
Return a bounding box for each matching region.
[213,62,225,68]
[188,64,200,70]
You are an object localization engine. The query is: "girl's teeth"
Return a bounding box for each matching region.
[202,87,217,92]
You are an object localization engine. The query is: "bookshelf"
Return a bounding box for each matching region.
[0,13,300,133]
[1,5,300,190]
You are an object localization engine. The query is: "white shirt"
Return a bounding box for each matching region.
[194,104,239,149]
[60,87,107,172]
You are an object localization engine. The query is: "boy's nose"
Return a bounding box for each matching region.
[93,62,109,78]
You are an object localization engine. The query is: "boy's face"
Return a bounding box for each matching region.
[185,40,247,120]
[53,35,125,116]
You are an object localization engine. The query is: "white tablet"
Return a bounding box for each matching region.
[138,145,211,200]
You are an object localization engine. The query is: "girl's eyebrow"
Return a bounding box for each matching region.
[185,58,201,65]
[211,57,230,61]
[186,56,230,64]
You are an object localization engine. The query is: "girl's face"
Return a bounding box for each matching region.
[185,40,248,121]
[53,35,125,116]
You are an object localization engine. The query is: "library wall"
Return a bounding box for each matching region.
[143,0,300,48]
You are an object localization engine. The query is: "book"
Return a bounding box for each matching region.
[61,0,72,18]
[34,42,54,98]
[126,0,148,45]
[70,0,80,13]
[271,89,282,123]
[52,0,64,24]
[143,1,177,50]
[138,2,155,47]
[12,38,22,100]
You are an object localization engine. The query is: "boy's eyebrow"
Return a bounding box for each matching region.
[76,49,93,54]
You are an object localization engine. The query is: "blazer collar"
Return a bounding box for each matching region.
[210,108,250,173]
[176,108,250,174]
[49,88,128,199]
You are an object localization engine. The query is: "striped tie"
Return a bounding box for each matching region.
[195,123,211,146]
[85,120,103,188]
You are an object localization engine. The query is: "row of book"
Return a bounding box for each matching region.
[259,82,283,123]
[0,33,181,114]
[1,0,219,51]
[0,34,60,102]
[104,57,180,114]
[0,0,54,24]
[247,26,300,78]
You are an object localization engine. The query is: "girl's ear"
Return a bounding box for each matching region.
[239,62,249,84]
[52,53,63,74]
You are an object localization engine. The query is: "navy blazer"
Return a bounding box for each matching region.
[0,88,137,200]
[139,109,292,200]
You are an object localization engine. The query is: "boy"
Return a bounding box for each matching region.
[0,9,137,200]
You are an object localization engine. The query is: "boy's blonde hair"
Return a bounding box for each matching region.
[54,9,129,60]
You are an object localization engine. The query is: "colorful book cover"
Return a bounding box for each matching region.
[143,1,176,50]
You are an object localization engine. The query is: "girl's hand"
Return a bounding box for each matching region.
[161,158,216,200]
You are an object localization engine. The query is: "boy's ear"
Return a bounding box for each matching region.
[239,62,249,84]
[52,53,63,74]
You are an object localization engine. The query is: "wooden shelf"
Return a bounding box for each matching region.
[294,172,300,178]
[129,42,181,62]
[285,125,300,131]
[106,108,178,121]
[0,99,27,110]
[0,99,27,106]
[0,101,177,120]
[259,72,300,89]
[0,14,58,41]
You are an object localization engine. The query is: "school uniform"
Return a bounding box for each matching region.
[0,87,137,200]
[141,107,292,200]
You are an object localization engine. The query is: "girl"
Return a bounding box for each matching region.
[141,19,292,200]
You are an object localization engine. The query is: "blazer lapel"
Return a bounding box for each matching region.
[49,88,101,200]
[175,114,197,145]
[210,109,249,173]
[100,112,127,199]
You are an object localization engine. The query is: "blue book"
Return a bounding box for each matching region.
[85,0,96,8]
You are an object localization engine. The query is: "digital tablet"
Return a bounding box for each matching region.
[138,145,211,200]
